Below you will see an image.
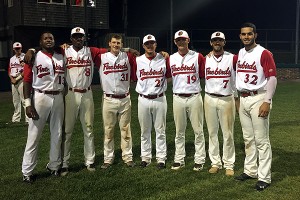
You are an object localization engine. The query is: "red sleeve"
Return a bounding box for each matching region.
[90,47,107,69]
[233,54,238,71]
[23,63,33,83]
[198,53,205,78]
[165,57,172,78]
[261,50,277,77]
[127,52,137,81]
[8,62,11,75]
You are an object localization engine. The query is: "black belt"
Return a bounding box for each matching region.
[139,93,164,99]
[106,92,129,99]
[206,92,232,97]
[37,89,61,95]
[69,86,91,93]
[240,91,258,97]
[174,93,198,97]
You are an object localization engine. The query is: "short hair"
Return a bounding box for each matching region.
[241,22,257,33]
[109,33,123,42]
[40,31,53,41]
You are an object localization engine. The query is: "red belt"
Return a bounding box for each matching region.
[37,89,60,95]
[174,93,198,97]
[206,92,232,97]
[240,91,258,97]
[106,93,129,99]
[139,93,164,99]
[69,86,91,93]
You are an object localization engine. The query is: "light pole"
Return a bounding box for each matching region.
[296,0,300,64]
[84,0,89,46]
[170,0,173,54]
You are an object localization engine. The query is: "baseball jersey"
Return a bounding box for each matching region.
[236,45,277,91]
[205,51,236,96]
[23,51,65,91]
[99,51,135,94]
[135,53,169,95]
[168,50,205,94]
[8,53,25,77]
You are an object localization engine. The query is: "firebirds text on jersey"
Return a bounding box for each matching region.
[171,63,196,76]
[103,62,128,75]
[139,68,164,81]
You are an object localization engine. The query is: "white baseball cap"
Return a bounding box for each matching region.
[71,27,85,36]
[13,42,22,49]
[211,31,225,40]
[174,30,189,40]
[143,34,156,44]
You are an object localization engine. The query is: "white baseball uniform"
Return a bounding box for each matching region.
[169,50,206,165]
[22,51,65,176]
[8,53,29,123]
[99,51,135,164]
[62,46,106,168]
[204,51,237,170]
[236,45,277,183]
[134,53,170,164]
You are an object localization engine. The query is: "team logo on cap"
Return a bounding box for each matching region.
[216,32,221,36]
[76,28,81,33]
[16,44,20,47]
[147,35,152,39]
[178,31,183,36]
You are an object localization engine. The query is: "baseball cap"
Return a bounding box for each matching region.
[143,34,156,44]
[71,27,85,36]
[13,42,22,49]
[211,31,225,40]
[174,30,189,40]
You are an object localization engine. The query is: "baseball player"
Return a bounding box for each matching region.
[204,32,238,176]
[234,23,277,191]
[22,32,65,183]
[60,27,107,176]
[8,42,29,124]
[132,34,171,169]
[168,30,206,171]
[99,33,136,169]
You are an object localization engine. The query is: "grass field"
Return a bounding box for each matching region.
[0,80,299,200]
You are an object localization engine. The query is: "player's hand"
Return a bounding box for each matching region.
[234,97,240,114]
[26,106,39,120]
[206,51,213,58]
[60,43,70,49]
[129,48,140,57]
[258,102,270,118]
[159,51,169,59]
[24,49,35,64]
[11,78,17,85]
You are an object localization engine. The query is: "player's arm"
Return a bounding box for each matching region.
[258,50,277,118]
[123,47,140,57]
[23,63,39,120]
[232,54,240,114]
[165,58,172,83]
[7,63,17,85]
[127,52,138,83]
[198,53,205,79]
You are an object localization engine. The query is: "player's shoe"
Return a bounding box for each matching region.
[100,163,111,169]
[126,161,135,167]
[225,169,234,176]
[86,164,96,172]
[193,163,204,171]
[157,162,166,169]
[255,181,270,191]
[171,162,185,170]
[234,173,255,181]
[46,166,61,176]
[23,175,35,184]
[60,167,69,176]
[140,161,150,168]
[208,166,220,174]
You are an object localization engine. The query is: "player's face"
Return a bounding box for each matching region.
[143,41,157,55]
[13,48,22,55]
[109,38,123,55]
[210,38,225,53]
[240,27,257,49]
[71,33,85,49]
[40,33,55,50]
[174,37,189,50]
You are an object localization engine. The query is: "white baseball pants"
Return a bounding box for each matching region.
[204,94,235,170]
[173,93,206,165]
[138,95,167,164]
[102,95,133,164]
[62,90,95,168]
[239,92,272,183]
[11,81,29,123]
[22,91,64,176]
